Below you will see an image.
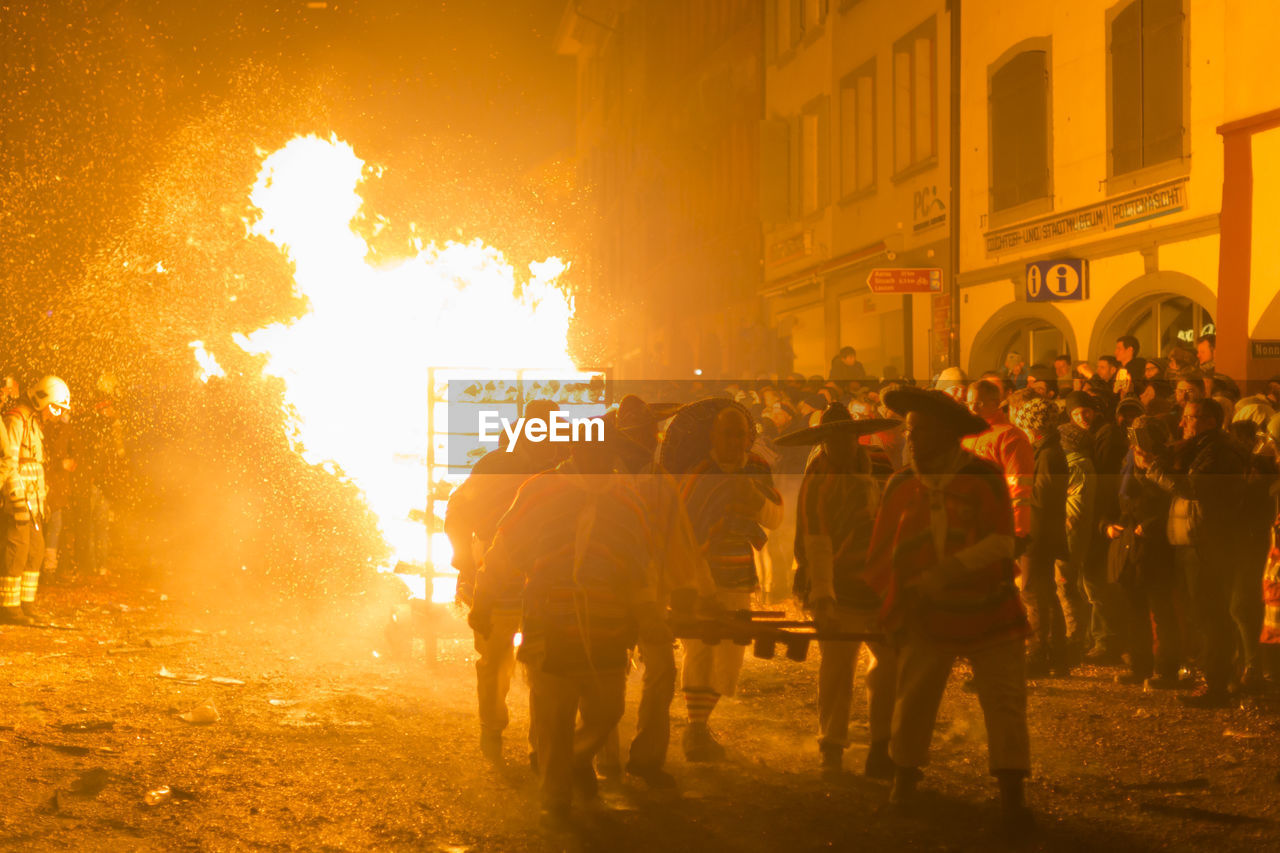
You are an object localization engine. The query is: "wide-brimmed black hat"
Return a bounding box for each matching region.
[658,397,756,475]
[774,402,900,446]
[881,386,988,437]
[615,394,681,433]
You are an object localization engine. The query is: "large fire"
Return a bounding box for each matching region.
[206,135,581,602]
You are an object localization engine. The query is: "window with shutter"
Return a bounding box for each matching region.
[839,62,876,198]
[856,75,874,191]
[1110,0,1185,176]
[892,18,937,176]
[776,0,792,56]
[893,49,912,172]
[990,50,1049,212]
[801,107,821,214]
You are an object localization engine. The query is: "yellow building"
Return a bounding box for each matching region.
[762,0,951,381]
[957,0,1278,381]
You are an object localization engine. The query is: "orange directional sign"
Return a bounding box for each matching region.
[867,267,943,294]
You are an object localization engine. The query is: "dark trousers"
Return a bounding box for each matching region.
[627,638,677,771]
[1082,544,1125,652]
[1021,553,1066,662]
[1231,539,1267,673]
[1055,557,1090,647]
[1124,574,1181,680]
[1175,545,1235,692]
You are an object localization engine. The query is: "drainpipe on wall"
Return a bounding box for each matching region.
[948,0,962,370]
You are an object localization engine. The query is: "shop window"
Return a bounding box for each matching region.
[839,61,876,198]
[892,18,936,176]
[990,49,1049,212]
[1110,0,1185,176]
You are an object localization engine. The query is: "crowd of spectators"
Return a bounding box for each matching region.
[638,333,1280,705]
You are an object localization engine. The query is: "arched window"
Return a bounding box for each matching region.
[990,50,1049,212]
[1118,295,1213,359]
[968,309,1074,379]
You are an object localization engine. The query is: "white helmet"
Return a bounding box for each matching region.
[30,376,71,414]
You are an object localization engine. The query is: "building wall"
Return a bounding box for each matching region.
[557,0,765,380]
[959,0,1230,377]
[762,0,950,383]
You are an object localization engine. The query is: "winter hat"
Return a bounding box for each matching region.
[1013,396,1058,434]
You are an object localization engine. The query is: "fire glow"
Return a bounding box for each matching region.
[205,135,580,602]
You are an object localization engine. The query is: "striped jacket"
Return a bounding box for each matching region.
[1,402,45,521]
[865,452,1027,650]
[793,450,881,609]
[681,453,782,591]
[624,458,718,603]
[477,460,652,675]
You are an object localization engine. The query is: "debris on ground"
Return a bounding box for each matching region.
[178,703,219,725]
[68,768,111,797]
[58,720,114,733]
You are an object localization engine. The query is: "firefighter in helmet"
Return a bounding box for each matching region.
[1,376,71,624]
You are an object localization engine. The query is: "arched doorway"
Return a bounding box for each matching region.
[967,303,1078,377]
[1088,272,1216,362]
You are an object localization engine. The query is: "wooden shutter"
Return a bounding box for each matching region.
[1141,0,1184,166]
[990,51,1048,211]
[759,118,791,224]
[1111,1,1144,175]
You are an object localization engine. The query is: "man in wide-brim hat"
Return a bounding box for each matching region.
[864,387,1033,828]
[773,404,900,448]
[678,403,783,762]
[786,403,902,780]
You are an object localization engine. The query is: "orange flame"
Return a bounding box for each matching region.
[209,135,581,601]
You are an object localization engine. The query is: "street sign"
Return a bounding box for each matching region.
[867,267,943,294]
[1252,340,1280,359]
[1026,258,1088,302]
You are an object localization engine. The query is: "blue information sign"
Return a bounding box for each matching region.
[1025,259,1089,302]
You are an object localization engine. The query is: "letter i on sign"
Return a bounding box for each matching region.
[1049,264,1078,297]
[1027,265,1041,298]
